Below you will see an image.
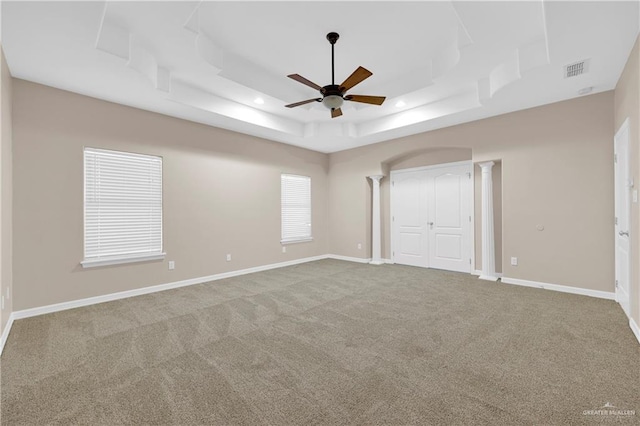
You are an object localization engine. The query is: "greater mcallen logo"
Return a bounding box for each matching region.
[583,402,635,418]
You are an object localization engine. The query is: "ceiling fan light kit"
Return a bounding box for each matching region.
[323,95,343,109]
[285,32,386,118]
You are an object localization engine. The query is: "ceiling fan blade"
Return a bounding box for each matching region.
[331,108,343,118]
[285,98,322,108]
[345,95,386,106]
[339,66,373,91]
[287,74,323,91]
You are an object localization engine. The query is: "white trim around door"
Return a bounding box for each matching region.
[614,118,631,317]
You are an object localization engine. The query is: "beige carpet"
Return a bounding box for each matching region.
[1,259,639,425]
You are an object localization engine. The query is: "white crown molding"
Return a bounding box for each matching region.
[6,0,635,154]
[358,89,481,138]
[501,276,615,300]
[97,1,540,144]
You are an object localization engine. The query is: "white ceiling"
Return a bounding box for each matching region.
[2,1,639,153]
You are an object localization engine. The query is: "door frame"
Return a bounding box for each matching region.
[614,118,631,316]
[390,160,474,272]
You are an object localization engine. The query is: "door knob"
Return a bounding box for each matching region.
[619,230,629,237]
[428,222,434,229]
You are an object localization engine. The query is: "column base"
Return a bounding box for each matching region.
[478,274,499,282]
[369,260,385,266]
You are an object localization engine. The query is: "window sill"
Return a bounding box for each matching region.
[81,253,166,268]
[281,237,314,245]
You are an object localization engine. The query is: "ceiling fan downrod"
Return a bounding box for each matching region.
[327,32,339,86]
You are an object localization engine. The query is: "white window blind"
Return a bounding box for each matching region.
[83,148,164,267]
[281,174,312,243]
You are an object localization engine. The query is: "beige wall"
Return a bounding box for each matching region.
[614,35,640,327]
[6,74,621,311]
[387,147,471,171]
[11,79,329,310]
[1,48,13,335]
[329,91,614,293]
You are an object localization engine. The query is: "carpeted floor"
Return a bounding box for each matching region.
[1,259,639,425]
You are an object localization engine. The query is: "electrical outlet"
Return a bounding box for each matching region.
[168,261,175,270]
[226,254,232,262]
[357,243,362,250]
[511,257,518,266]
[282,246,287,253]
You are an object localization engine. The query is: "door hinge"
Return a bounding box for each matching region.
[392,181,395,186]
[615,217,618,225]
[615,280,619,288]
[392,216,395,222]
[469,216,471,222]
[466,172,471,179]
[469,259,471,264]
[614,154,617,163]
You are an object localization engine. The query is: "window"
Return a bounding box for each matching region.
[82,148,164,267]
[281,174,312,243]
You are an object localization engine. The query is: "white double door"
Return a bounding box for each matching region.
[391,162,472,273]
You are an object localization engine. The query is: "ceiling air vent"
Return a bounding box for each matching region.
[564,59,590,78]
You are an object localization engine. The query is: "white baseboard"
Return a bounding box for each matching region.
[11,254,393,323]
[11,254,396,323]
[0,313,15,356]
[5,254,631,352]
[630,318,640,345]
[5,253,391,354]
[479,275,499,282]
[501,276,615,300]
[12,255,330,321]
[473,269,503,278]
[326,255,393,265]
[326,254,371,264]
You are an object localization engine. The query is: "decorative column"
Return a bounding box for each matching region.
[478,162,498,281]
[368,175,384,265]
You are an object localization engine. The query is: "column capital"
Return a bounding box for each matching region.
[478,161,495,171]
[367,175,385,182]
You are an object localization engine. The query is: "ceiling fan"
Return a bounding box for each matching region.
[285,32,386,118]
